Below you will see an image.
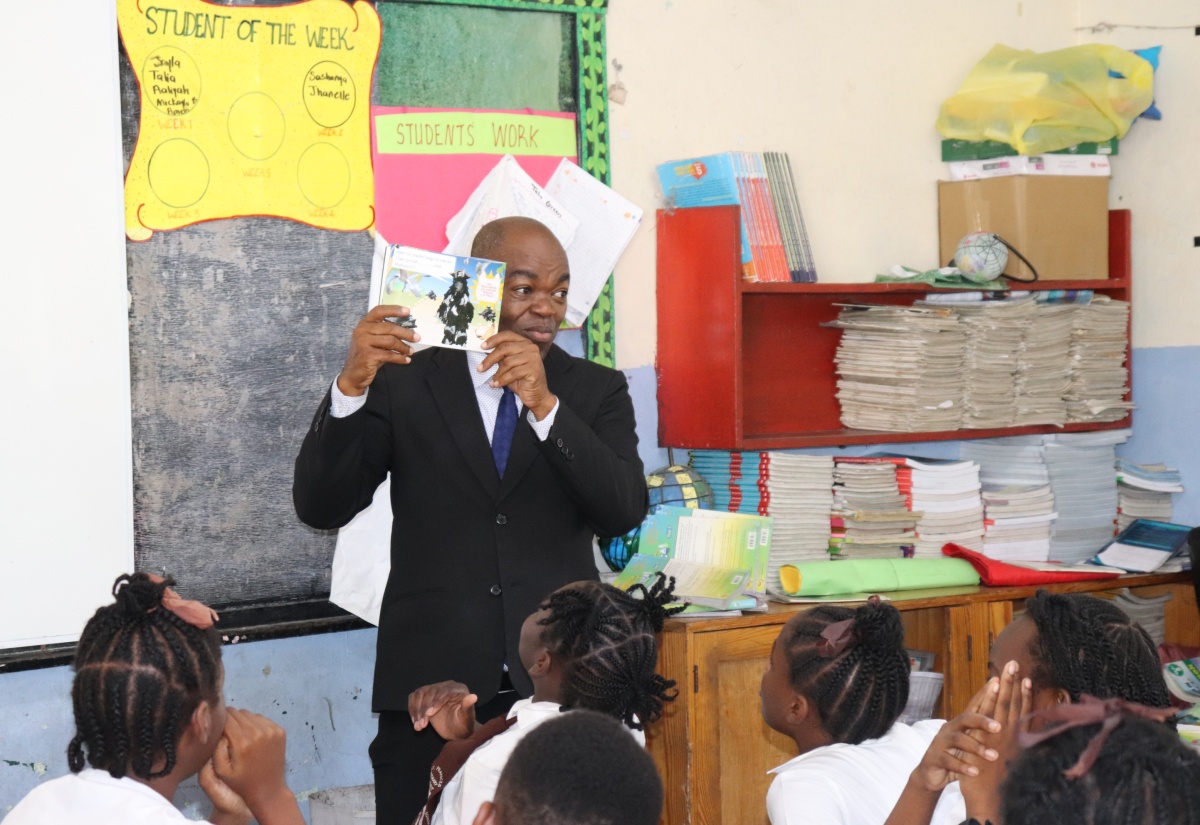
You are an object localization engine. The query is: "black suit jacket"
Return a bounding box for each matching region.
[293,345,647,712]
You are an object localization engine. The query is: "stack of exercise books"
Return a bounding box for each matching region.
[829,305,968,432]
[979,484,1057,562]
[1115,459,1184,531]
[1066,296,1133,423]
[839,456,985,559]
[689,451,834,595]
[919,297,1035,429]
[656,151,816,283]
[1014,302,1074,426]
[1112,588,1173,646]
[1043,430,1130,564]
[830,460,920,559]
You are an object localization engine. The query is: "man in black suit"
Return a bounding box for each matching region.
[293,217,647,823]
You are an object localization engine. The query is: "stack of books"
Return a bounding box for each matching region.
[1066,296,1133,423]
[689,451,834,595]
[961,437,1052,488]
[656,151,816,283]
[830,305,968,432]
[840,456,985,558]
[830,461,920,560]
[1014,302,1074,426]
[922,297,1035,428]
[1043,430,1130,564]
[1111,588,1173,646]
[979,484,1057,562]
[1115,459,1184,531]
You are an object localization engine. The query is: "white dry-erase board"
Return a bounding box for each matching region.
[0,0,135,650]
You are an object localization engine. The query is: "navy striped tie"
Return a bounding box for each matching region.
[492,388,517,478]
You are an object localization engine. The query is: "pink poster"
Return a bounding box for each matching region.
[370,107,577,249]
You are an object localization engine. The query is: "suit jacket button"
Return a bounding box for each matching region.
[556,438,564,448]
[495,514,507,525]
[489,585,502,596]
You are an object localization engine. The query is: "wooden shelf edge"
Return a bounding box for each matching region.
[662,417,1134,451]
[739,279,1129,295]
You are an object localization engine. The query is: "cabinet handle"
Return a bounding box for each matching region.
[693,664,699,694]
[967,635,973,663]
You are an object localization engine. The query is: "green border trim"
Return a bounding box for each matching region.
[393,0,606,14]
[577,12,615,368]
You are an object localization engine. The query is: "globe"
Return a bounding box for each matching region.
[953,232,1008,283]
[600,463,715,571]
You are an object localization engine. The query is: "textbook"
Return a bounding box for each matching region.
[1093,518,1192,573]
[612,505,773,609]
[1164,655,1200,704]
[377,245,505,353]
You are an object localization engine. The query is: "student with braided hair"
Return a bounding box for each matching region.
[886,589,1174,825]
[759,596,939,825]
[1000,701,1200,825]
[6,573,304,825]
[406,572,683,825]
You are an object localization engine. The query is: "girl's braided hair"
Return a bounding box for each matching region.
[67,573,221,780]
[536,573,685,730]
[1023,591,1171,707]
[778,600,911,744]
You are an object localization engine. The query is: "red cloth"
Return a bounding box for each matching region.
[941,543,1121,586]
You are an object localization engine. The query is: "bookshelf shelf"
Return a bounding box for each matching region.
[656,205,1133,451]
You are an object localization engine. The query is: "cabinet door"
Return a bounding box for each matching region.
[692,625,792,825]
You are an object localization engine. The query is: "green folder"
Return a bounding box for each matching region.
[778,559,979,597]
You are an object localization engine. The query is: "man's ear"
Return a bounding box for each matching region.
[189,700,215,745]
[472,800,498,825]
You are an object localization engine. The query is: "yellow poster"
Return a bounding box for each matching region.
[117,0,380,241]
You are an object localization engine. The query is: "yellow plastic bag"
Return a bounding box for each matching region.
[936,44,1154,155]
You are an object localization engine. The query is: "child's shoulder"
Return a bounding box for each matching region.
[6,769,213,825]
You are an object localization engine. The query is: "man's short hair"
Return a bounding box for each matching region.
[493,710,663,825]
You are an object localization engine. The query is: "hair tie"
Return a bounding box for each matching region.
[145,573,220,629]
[818,617,855,657]
[1017,694,1175,779]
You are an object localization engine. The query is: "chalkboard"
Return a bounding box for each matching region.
[119,0,610,616]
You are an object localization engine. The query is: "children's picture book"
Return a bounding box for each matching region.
[1093,518,1192,573]
[1164,655,1200,704]
[377,245,505,353]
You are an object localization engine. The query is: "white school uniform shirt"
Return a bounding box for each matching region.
[766,720,943,825]
[431,699,647,825]
[931,780,967,825]
[4,768,212,825]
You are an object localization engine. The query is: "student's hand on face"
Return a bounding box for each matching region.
[907,677,1002,793]
[408,680,478,739]
[212,708,304,825]
[337,305,422,397]
[200,758,253,825]
[480,331,557,421]
[960,660,1032,823]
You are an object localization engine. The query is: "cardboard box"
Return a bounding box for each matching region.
[938,177,1109,281]
[948,156,1111,182]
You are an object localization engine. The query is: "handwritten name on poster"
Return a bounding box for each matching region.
[118,0,380,241]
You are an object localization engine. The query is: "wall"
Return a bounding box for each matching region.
[4,0,1199,816]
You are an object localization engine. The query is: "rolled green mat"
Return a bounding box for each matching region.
[778,558,980,597]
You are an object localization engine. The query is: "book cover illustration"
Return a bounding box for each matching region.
[378,245,505,353]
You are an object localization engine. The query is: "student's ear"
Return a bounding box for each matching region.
[526,646,554,678]
[787,691,810,726]
[1053,687,1071,706]
[472,801,498,825]
[188,700,216,745]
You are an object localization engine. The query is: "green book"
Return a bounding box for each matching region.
[941,137,1119,162]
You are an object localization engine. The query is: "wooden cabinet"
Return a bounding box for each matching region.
[644,574,1197,825]
[655,205,1133,450]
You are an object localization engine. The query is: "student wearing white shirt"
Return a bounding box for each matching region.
[408,575,679,825]
[759,597,935,825]
[6,574,304,825]
[884,591,1175,825]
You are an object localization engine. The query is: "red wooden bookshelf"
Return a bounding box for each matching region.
[656,205,1133,450]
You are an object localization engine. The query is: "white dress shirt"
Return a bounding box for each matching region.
[431,699,646,825]
[766,720,943,825]
[4,768,212,825]
[330,351,558,442]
